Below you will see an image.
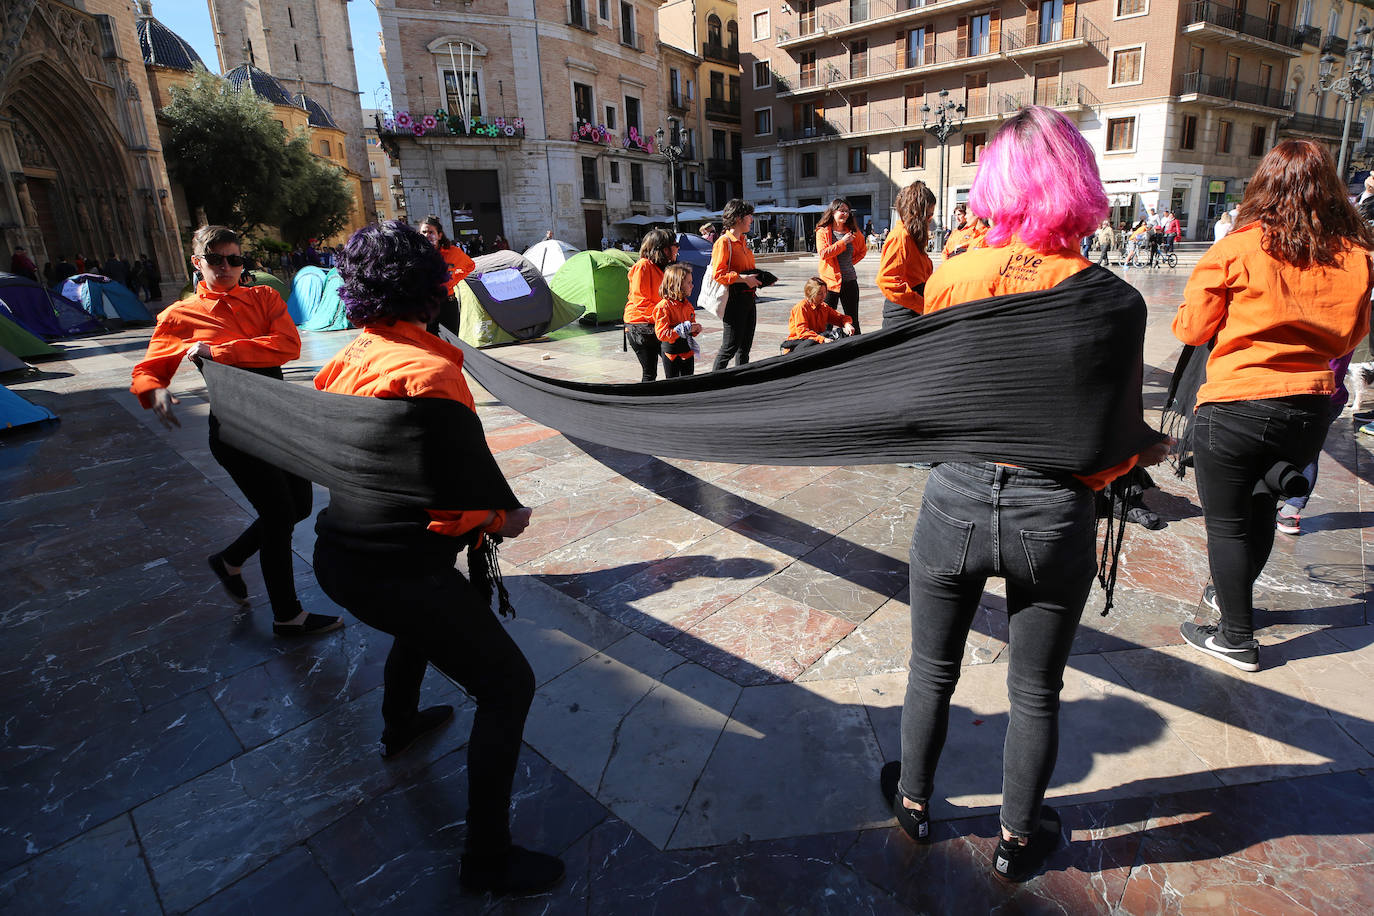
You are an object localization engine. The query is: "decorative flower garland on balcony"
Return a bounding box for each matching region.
[381,110,526,139]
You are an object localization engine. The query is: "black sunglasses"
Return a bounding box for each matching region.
[199,253,246,267]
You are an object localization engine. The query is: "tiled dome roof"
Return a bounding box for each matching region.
[136,15,205,72]
[294,93,339,130]
[225,64,295,107]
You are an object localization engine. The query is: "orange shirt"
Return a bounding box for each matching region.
[710,231,756,286]
[1172,223,1372,406]
[130,282,300,408]
[653,297,697,359]
[440,244,476,295]
[941,221,989,259]
[876,230,934,315]
[313,320,505,539]
[925,240,1136,491]
[787,298,851,342]
[816,225,868,291]
[624,259,665,324]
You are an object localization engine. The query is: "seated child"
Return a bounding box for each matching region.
[653,263,702,378]
[781,276,855,353]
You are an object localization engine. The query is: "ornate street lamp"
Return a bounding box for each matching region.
[1314,22,1374,180]
[921,89,965,245]
[655,126,689,236]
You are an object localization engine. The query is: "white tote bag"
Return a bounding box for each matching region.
[697,238,730,318]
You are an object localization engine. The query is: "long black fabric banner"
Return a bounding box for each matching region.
[457,265,1165,473]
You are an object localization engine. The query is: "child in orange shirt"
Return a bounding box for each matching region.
[782,277,854,352]
[653,263,701,378]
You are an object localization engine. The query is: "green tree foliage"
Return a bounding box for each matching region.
[162,66,354,243]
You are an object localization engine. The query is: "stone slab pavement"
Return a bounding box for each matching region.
[1,255,1371,913]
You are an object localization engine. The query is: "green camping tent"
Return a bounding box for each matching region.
[0,313,59,359]
[549,249,636,325]
[246,271,290,301]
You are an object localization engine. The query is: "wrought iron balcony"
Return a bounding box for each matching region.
[703,42,740,65]
[776,120,842,142]
[705,97,741,121]
[675,187,707,203]
[1322,33,1349,56]
[1177,71,1289,110]
[1182,1,1304,49]
[1281,112,1355,137]
[668,90,688,113]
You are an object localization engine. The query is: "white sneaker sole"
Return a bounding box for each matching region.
[1184,635,1260,672]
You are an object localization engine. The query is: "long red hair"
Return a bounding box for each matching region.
[1234,139,1374,267]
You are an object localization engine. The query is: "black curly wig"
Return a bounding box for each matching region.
[338,220,449,326]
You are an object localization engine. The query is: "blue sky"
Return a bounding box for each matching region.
[151,1,391,111]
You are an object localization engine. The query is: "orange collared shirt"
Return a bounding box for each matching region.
[1172,223,1372,406]
[816,224,868,292]
[653,297,697,359]
[130,281,301,408]
[624,259,665,324]
[924,239,1136,491]
[876,230,933,315]
[440,244,476,295]
[941,221,989,259]
[710,231,756,286]
[787,298,851,343]
[313,320,505,539]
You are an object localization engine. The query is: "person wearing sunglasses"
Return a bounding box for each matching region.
[131,225,342,637]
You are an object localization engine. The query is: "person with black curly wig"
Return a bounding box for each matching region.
[312,221,563,896]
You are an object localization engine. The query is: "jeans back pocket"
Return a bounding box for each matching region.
[912,499,975,577]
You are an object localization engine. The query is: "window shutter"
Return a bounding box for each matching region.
[926,26,936,64]
[897,29,906,67]
[1064,0,1076,39]
[956,17,968,58]
[793,103,801,129]
[1026,1,1039,45]
[989,8,1000,53]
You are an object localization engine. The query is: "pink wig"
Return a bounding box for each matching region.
[968,106,1107,252]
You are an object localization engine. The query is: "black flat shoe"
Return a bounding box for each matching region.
[272,613,343,638]
[992,806,1062,883]
[380,705,454,759]
[879,761,930,843]
[208,553,249,604]
[460,845,565,896]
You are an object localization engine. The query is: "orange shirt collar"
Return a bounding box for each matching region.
[363,319,466,367]
[195,280,252,305]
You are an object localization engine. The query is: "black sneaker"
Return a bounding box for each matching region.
[1181,621,1259,672]
[272,613,344,638]
[1201,584,1220,613]
[380,705,455,759]
[460,845,565,896]
[879,761,930,843]
[208,553,249,604]
[992,806,1062,883]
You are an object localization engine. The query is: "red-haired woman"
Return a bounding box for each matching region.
[1173,139,1373,673]
[815,197,868,332]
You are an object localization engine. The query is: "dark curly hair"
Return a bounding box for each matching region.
[337,221,449,326]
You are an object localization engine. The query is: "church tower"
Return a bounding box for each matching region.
[206,0,375,222]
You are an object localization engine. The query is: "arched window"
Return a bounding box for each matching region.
[707,14,722,46]
[727,20,738,50]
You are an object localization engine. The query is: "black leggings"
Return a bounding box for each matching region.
[662,355,695,377]
[625,322,659,382]
[208,419,311,621]
[313,545,536,851]
[713,286,756,370]
[826,278,861,333]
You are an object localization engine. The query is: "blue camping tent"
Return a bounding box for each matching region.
[676,233,713,309]
[60,274,152,322]
[0,384,56,432]
[0,272,99,338]
[286,266,327,325]
[298,268,350,331]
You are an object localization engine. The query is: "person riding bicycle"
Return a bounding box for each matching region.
[1162,210,1181,255]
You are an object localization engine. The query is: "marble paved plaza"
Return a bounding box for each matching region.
[2,255,1371,913]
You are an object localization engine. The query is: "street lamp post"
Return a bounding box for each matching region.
[1314,22,1374,181]
[655,127,688,236]
[921,89,965,247]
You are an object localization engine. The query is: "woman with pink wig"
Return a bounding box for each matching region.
[878,107,1169,883]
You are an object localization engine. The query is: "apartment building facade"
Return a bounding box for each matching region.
[660,0,746,207]
[742,0,1361,240]
[364,109,409,223]
[378,0,672,250]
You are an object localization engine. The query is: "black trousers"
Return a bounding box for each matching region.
[625,322,659,382]
[208,418,311,621]
[713,286,756,370]
[662,354,695,377]
[1192,395,1329,643]
[427,294,459,336]
[313,544,536,850]
[781,338,819,353]
[882,299,920,329]
[825,278,861,333]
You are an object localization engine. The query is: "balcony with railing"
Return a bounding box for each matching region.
[999,81,1100,115]
[621,30,646,51]
[781,40,1003,96]
[377,112,526,147]
[668,90,688,113]
[1301,25,1322,46]
[1177,71,1289,111]
[705,96,741,122]
[703,42,740,65]
[775,12,843,48]
[676,186,707,204]
[567,2,596,33]
[819,0,1007,41]
[1002,15,1107,57]
[776,118,842,143]
[1280,111,1352,137]
[1322,33,1349,56]
[707,156,741,177]
[1181,1,1304,53]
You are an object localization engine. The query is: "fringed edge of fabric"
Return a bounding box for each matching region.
[468,537,516,617]
[1095,480,1131,616]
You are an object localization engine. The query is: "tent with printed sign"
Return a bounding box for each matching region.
[675,232,714,309]
[0,313,60,359]
[285,265,327,325]
[0,272,99,338]
[0,384,56,433]
[298,268,350,331]
[549,249,636,325]
[59,274,153,323]
[523,239,580,280]
[456,250,584,347]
